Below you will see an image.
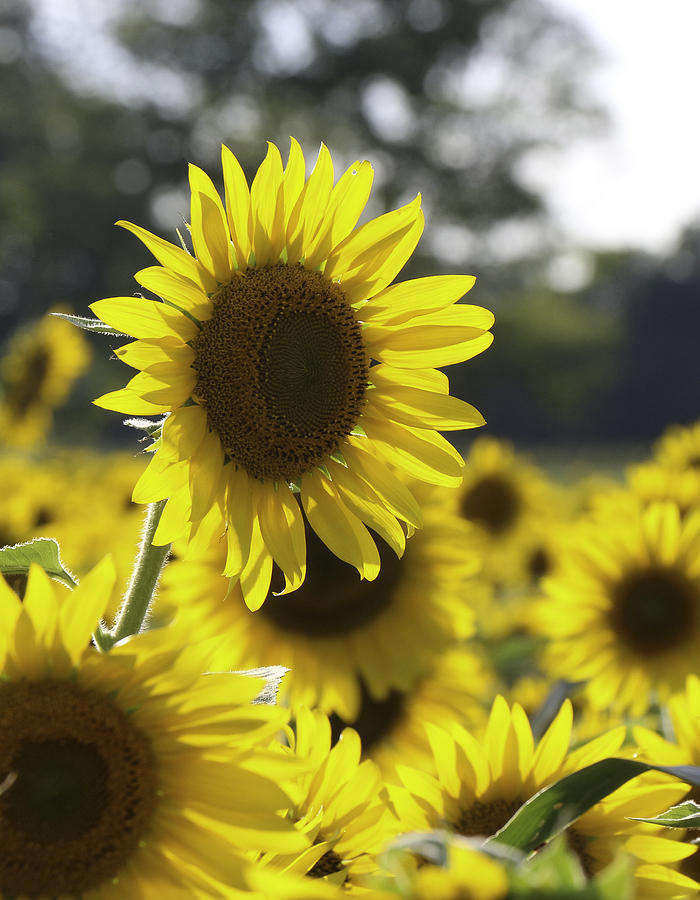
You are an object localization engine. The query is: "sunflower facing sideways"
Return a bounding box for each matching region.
[388,696,698,899]
[91,139,494,609]
[0,560,307,898]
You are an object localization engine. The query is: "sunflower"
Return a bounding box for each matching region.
[254,706,400,891]
[535,501,700,716]
[326,647,495,780]
[454,438,562,587]
[654,420,700,471]
[0,559,307,898]
[161,480,479,720]
[634,673,700,886]
[388,696,695,899]
[0,311,90,448]
[91,139,493,609]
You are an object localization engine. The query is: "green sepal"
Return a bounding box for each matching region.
[487,757,700,854]
[123,417,165,438]
[629,799,700,828]
[350,423,367,437]
[317,464,332,479]
[0,538,77,588]
[329,448,348,467]
[51,311,125,337]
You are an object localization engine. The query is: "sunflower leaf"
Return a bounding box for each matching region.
[628,799,700,828]
[0,538,78,588]
[51,311,126,336]
[486,758,700,854]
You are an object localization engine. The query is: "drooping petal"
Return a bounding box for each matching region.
[257,481,306,594]
[301,469,380,579]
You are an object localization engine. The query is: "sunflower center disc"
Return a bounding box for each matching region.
[307,848,344,878]
[329,685,406,752]
[453,798,522,838]
[460,475,521,535]
[610,567,698,656]
[192,264,368,482]
[0,680,158,897]
[261,520,401,635]
[8,345,50,416]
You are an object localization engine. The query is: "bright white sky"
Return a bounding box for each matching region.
[529,0,700,253]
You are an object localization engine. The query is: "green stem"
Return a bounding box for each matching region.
[95,500,171,650]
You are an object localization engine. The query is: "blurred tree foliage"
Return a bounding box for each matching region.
[1,0,697,445]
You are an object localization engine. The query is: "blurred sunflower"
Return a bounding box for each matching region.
[92,139,493,609]
[0,312,90,448]
[0,560,306,898]
[255,707,400,891]
[388,696,694,898]
[327,647,495,778]
[455,438,561,586]
[536,501,700,715]
[161,481,478,720]
[653,421,700,471]
[634,674,700,885]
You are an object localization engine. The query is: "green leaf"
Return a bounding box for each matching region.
[486,758,700,854]
[0,538,77,588]
[507,838,634,899]
[629,799,700,828]
[51,311,126,336]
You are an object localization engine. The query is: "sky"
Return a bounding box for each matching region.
[529,0,700,254]
[28,0,700,257]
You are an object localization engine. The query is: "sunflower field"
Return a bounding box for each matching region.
[1,134,700,900]
[2,1,700,897]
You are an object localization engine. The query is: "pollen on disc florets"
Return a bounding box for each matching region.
[0,680,158,897]
[192,264,369,482]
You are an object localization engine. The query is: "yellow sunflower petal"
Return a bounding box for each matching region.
[360,275,478,325]
[369,364,450,394]
[361,413,463,486]
[343,209,425,304]
[250,141,285,265]
[91,297,198,342]
[153,481,192,545]
[324,195,422,287]
[134,266,212,320]
[115,338,195,373]
[189,162,233,282]
[188,428,225,522]
[304,160,374,269]
[240,516,274,611]
[531,699,573,786]
[364,322,493,369]
[257,481,306,594]
[282,136,306,226]
[301,469,380,579]
[221,143,252,268]
[286,143,334,264]
[94,371,173,414]
[328,461,406,557]
[224,466,253,577]
[343,440,423,528]
[132,451,186,503]
[161,405,208,463]
[116,219,217,292]
[370,384,485,430]
[61,555,116,664]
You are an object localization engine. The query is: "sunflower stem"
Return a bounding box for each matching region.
[97,500,171,649]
